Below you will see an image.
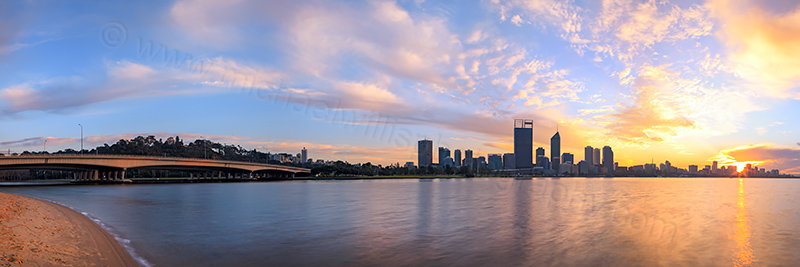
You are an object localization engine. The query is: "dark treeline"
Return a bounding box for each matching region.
[19,136,274,163]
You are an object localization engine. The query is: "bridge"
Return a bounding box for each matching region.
[0,155,310,181]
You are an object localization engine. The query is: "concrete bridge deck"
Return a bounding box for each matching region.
[0,155,310,181]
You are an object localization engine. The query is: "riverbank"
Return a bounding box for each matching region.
[0,192,139,266]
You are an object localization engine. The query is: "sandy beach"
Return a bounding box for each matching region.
[0,192,139,266]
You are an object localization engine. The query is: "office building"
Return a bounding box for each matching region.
[712,161,718,175]
[477,156,487,169]
[689,165,698,173]
[536,147,545,167]
[585,146,593,166]
[488,154,502,170]
[454,149,462,167]
[301,147,307,163]
[593,148,601,165]
[602,146,614,174]
[418,139,433,167]
[562,153,574,164]
[551,131,561,172]
[464,149,473,168]
[442,157,454,168]
[438,147,451,166]
[514,119,534,168]
[503,153,516,169]
[578,160,589,175]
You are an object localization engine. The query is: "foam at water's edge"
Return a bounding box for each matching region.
[26,196,153,267]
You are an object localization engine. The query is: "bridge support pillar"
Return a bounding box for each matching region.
[93,170,99,181]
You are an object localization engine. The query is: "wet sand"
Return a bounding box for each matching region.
[0,192,139,266]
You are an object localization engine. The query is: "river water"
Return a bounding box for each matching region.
[1,178,799,266]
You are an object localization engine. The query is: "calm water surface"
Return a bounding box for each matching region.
[2,178,800,266]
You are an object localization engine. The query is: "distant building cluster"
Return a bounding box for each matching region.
[413,119,618,176]
[412,119,789,177]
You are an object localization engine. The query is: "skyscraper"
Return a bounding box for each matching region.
[712,161,718,175]
[301,147,307,163]
[514,119,534,168]
[536,147,545,167]
[550,131,561,172]
[593,148,601,165]
[454,149,462,167]
[603,146,614,174]
[585,146,593,165]
[438,147,451,165]
[464,149,473,168]
[418,140,433,167]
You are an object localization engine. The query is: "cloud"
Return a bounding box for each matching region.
[712,144,800,174]
[710,0,800,98]
[603,65,696,144]
[0,57,291,115]
[491,0,713,60]
[0,62,177,114]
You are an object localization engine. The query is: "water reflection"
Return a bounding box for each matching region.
[733,178,756,266]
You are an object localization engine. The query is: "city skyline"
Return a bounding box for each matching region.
[1,0,799,174]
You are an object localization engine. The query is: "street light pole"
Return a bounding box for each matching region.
[200,136,207,159]
[78,124,83,155]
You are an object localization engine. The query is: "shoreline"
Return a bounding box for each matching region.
[0,192,139,266]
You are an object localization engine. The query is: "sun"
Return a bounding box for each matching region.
[728,161,768,173]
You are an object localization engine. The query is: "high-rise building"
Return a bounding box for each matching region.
[454,149,462,167]
[514,119,534,168]
[712,161,718,175]
[550,131,561,172]
[503,153,516,169]
[464,149,473,168]
[438,147,451,166]
[562,153,574,164]
[418,140,433,167]
[602,146,614,174]
[301,147,307,163]
[488,154,502,170]
[593,148,601,165]
[585,146,593,165]
[536,147,545,167]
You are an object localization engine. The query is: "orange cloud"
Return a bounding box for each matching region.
[710,143,800,174]
[605,66,696,144]
[711,0,800,98]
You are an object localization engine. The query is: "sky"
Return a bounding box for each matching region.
[1,0,799,174]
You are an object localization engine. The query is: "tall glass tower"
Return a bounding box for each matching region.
[550,131,561,172]
[418,140,433,167]
[603,146,614,174]
[513,119,534,169]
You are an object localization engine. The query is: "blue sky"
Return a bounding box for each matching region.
[1,0,799,173]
